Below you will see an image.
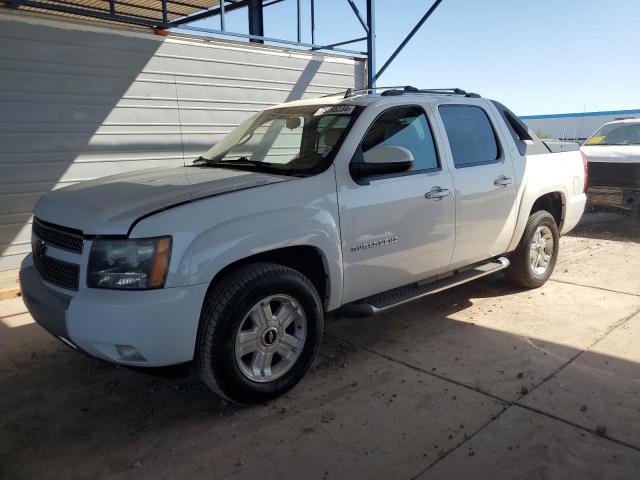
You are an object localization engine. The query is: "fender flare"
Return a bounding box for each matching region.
[507,184,567,252]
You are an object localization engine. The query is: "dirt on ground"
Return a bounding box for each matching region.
[1,213,639,480]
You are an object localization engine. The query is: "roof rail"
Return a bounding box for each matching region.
[381,86,481,98]
[321,85,481,99]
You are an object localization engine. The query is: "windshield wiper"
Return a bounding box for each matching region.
[193,156,275,168]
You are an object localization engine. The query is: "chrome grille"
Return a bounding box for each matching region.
[33,218,84,253]
[33,252,80,291]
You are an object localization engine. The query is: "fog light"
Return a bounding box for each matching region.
[116,345,146,362]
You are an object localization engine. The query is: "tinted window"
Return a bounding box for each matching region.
[362,106,439,172]
[439,105,500,167]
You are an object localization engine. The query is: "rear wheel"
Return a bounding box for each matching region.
[506,210,559,288]
[197,262,324,405]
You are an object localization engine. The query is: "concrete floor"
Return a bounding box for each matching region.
[1,213,640,480]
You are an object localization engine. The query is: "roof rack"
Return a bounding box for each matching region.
[380,86,481,98]
[321,85,481,99]
[320,86,414,99]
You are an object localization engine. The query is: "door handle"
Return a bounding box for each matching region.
[494,175,513,187]
[425,187,450,200]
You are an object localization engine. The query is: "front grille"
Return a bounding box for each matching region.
[33,218,84,253]
[34,253,80,291]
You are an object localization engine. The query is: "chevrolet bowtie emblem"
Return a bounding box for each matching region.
[33,238,47,257]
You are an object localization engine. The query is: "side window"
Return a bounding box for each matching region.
[361,106,439,172]
[439,105,500,168]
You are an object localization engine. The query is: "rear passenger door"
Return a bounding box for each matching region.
[437,103,518,268]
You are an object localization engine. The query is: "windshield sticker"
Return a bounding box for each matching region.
[314,105,356,116]
[585,136,604,145]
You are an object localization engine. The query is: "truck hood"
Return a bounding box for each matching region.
[34,166,291,234]
[581,145,640,164]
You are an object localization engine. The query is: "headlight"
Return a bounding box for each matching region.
[88,236,172,290]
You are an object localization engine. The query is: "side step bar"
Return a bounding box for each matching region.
[341,257,510,318]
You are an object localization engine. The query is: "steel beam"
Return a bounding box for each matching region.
[179,24,366,55]
[366,0,376,87]
[296,0,301,43]
[310,0,315,44]
[373,0,444,82]
[312,36,367,51]
[346,0,368,33]
[247,0,264,43]
[170,0,252,27]
[161,0,167,23]
[5,0,164,27]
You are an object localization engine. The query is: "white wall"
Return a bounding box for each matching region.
[0,12,365,271]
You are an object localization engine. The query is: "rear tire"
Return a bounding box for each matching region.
[506,210,559,289]
[196,262,324,405]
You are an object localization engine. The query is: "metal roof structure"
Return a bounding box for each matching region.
[0,0,445,87]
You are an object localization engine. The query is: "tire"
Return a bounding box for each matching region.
[196,262,324,405]
[506,210,559,289]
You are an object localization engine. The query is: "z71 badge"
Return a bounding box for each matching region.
[351,235,399,253]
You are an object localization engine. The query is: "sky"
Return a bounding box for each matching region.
[189,0,639,116]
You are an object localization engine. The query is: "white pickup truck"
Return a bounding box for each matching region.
[20,87,587,404]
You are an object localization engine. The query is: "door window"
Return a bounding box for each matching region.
[361,106,439,173]
[439,105,500,168]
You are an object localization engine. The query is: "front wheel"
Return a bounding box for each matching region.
[506,210,559,289]
[196,262,324,405]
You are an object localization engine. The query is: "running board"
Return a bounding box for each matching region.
[341,257,510,318]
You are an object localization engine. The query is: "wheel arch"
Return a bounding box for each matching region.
[530,191,565,228]
[508,188,567,252]
[206,245,331,310]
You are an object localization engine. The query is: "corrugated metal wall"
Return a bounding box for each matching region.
[0,12,365,272]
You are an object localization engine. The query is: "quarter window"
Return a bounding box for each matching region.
[361,106,439,172]
[439,105,500,168]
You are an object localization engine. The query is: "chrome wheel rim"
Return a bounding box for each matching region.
[529,225,554,275]
[234,294,307,383]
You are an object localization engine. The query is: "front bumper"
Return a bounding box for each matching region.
[20,255,210,367]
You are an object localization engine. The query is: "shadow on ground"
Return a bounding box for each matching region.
[1,215,640,479]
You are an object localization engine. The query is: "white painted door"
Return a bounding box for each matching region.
[436,102,518,268]
[338,105,456,303]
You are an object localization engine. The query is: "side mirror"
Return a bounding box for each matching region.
[351,145,414,179]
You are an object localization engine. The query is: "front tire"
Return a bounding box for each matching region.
[196,262,324,405]
[506,210,559,289]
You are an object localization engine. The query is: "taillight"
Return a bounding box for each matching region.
[581,150,589,193]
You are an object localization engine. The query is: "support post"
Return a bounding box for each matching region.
[366,0,376,88]
[161,0,167,24]
[297,0,301,43]
[248,0,264,43]
[219,0,225,30]
[109,0,115,16]
[310,0,315,44]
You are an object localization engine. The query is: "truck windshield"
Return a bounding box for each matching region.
[196,104,360,175]
[584,123,640,146]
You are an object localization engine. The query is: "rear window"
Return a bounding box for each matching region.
[439,105,500,168]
